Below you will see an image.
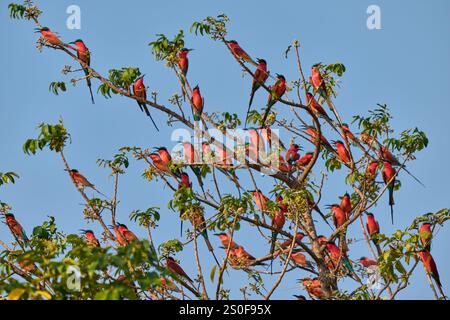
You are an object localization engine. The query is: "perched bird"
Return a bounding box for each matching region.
[155,147,172,164]
[304,126,334,153]
[117,224,138,243]
[110,225,128,247]
[191,85,204,121]
[35,27,74,49]
[149,153,172,175]
[326,241,353,273]
[69,39,95,104]
[215,233,238,250]
[159,276,181,293]
[80,229,100,247]
[67,169,106,197]
[330,204,348,229]
[334,141,351,164]
[310,66,327,99]
[178,48,193,79]
[341,124,357,143]
[132,76,159,131]
[419,223,432,251]
[418,251,443,293]
[166,257,194,284]
[251,190,269,212]
[279,232,305,251]
[365,213,380,237]
[297,152,314,167]
[270,196,287,269]
[301,278,325,300]
[235,246,261,265]
[339,193,352,216]
[366,161,379,180]
[306,92,330,120]
[225,40,254,64]
[261,74,286,127]
[183,142,205,192]
[381,161,396,224]
[291,252,311,268]
[285,144,301,166]
[359,257,378,268]
[5,214,28,243]
[246,58,269,127]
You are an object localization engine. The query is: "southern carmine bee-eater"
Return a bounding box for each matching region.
[341,123,357,143]
[329,204,348,229]
[334,140,351,164]
[5,214,28,244]
[68,39,95,104]
[304,126,334,153]
[215,233,239,250]
[306,92,331,121]
[251,190,269,213]
[177,172,192,237]
[155,147,172,164]
[301,278,325,300]
[325,241,353,274]
[261,74,286,128]
[366,161,379,180]
[166,256,194,284]
[381,161,396,224]
[339,193,352,216]
[132,75,159,131]
[183,142,205,193]
[285,144,301,166]
[80,229,100,247]
[191,85,204,121]
[418,251,444,295]
[297,152,314,168]
[310,66,327,99]
[246,59,269,127]
[67,169,107,197]
[290,252,312,268]
[225,40,256,65]
[269,196,287,271]
[178,48,193,99]
[359,257,378,268]
[35,27,75,50]
[378,145,425,187]
[149,152,173,176]
[117,223,138,244]
[419,223,432,251]
[365,213,380,237]
[110,225,128,247]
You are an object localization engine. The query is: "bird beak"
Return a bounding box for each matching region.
[188,49,194,52]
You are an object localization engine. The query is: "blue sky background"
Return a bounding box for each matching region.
[1,0,449,299]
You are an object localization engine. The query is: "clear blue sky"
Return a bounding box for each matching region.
[1,0,449,299]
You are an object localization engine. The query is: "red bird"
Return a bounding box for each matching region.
[334,141,351,164]
[280,232,305,250]
[285,144,301,165]
[310,66,327,99]
[5,214,28,243]
[67,169,106,197]
[291,252,310,268]
[419,223,432,250]
[149,153,171,174]
[366,161,379,178]
[359,257,378,268]
[215,233,238,249]
[35,27,74,49]
[341,124,357,142]
[330,204,348,228]
[297,152,314,167]
[302,278,325,300]
[178,48,193,78]
[382,161,396,224]
[306,92,330,119]
[235,246,257,263]
[339,193,352,216]
[418,251,443,292]
[80,229,100,247]
[261,74,287,127]
[270,196,287,261]
[365,213,380,237]
[155,147,172,164]
[178,172,192,189]
[246,58,269,127]
[305,126,334,153]
[68,39,95,104]
[117,224,138,243]
[166,257,193,283]
[110,225,128,246]
[132,76,159,131]
[225,40,254,64]
[252,190,269,212]
[191,85,204,121]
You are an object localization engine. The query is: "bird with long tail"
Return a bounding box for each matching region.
[132,75,159,131]
[69,39,95,104]
[325,241,354,275]
[225,40,256,65]
[183,142,205,193]
[378,145,425,187]
[366,213,382,256]
[269,196,287,272]
[359,257,378,268]
[261,74,286,128]
[177,48,193,99]
[187,206,221,267]
[381,161,396,224]
[67,169,107,197]
[246,59,269,127]
[306,92,332,122]
[418,251,445,297]
[5,214,28,245]
[191,85,204,121]
[80,229,100,247]
[35,27,75,49]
